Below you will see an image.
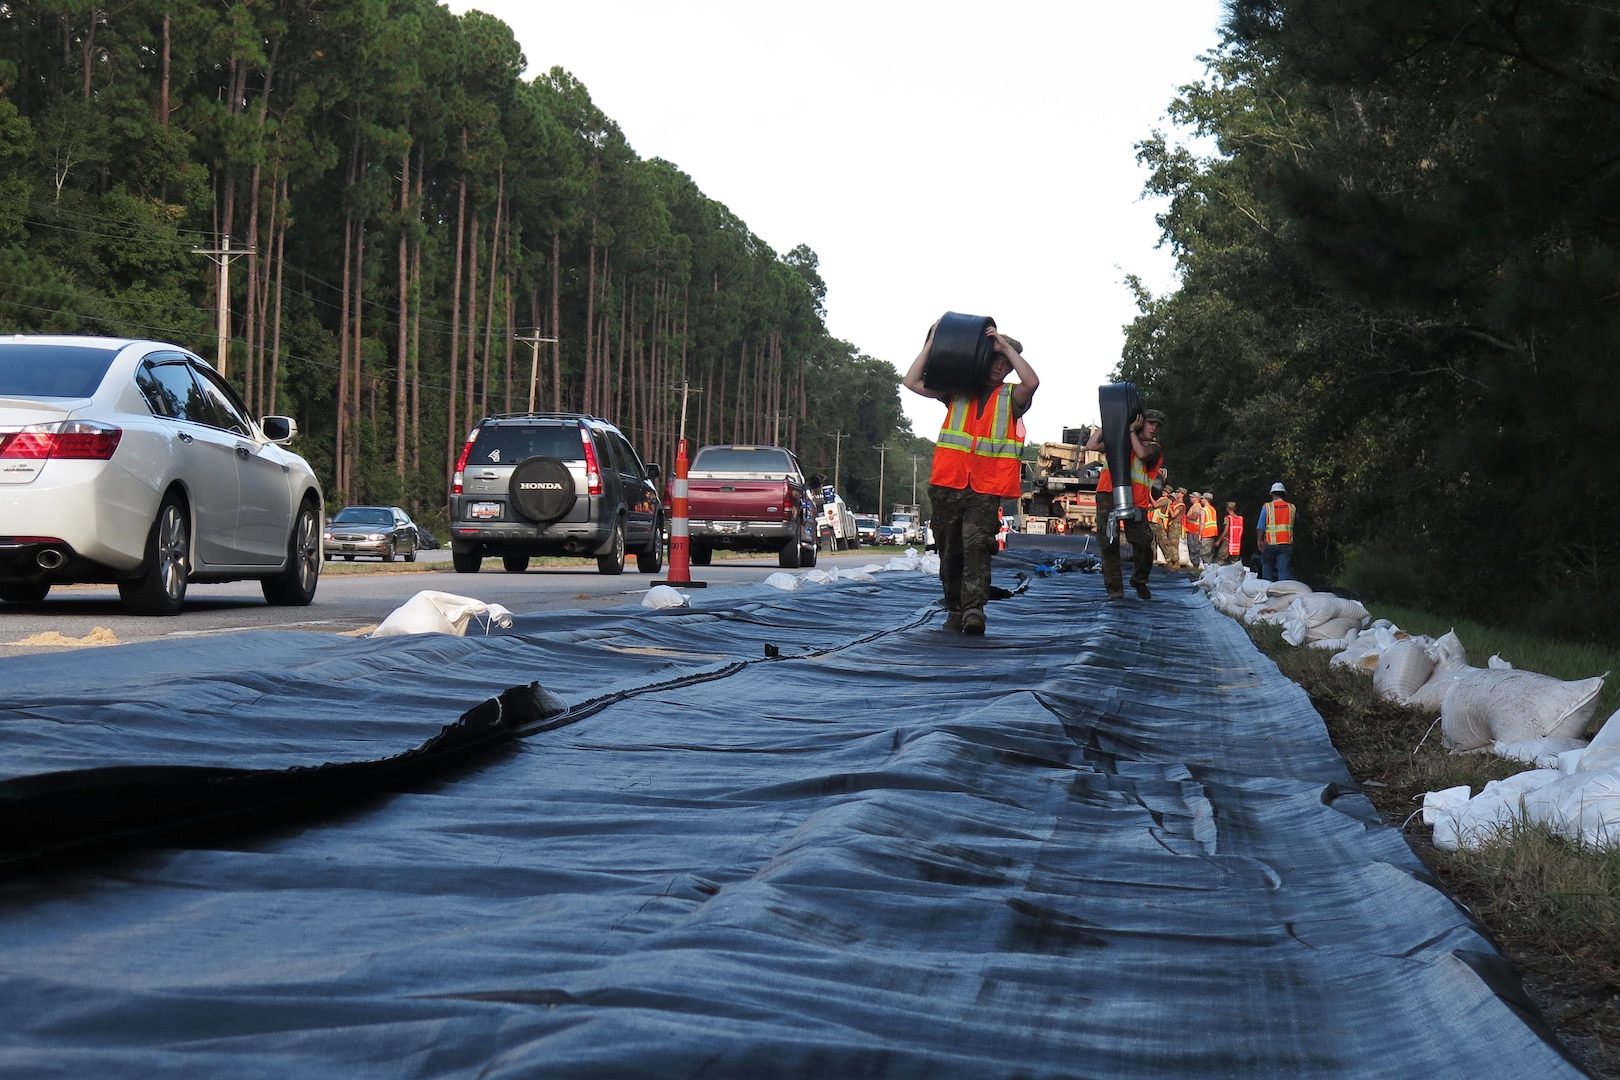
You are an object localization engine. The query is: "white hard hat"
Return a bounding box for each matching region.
[1270,481,1287,493]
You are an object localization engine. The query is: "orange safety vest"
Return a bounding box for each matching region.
[1168,497,1185,528]
[1095,446,1163,510]
[1201,507,1219,540]
[1263,499,1295,544]
[1224,513,1244,556]
[1148,500,1168,527]
[929,385,1024,498]
[1184,503,1205,536]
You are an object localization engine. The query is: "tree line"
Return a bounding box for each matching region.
[1123,0,1620,640]
[0,0,931,526]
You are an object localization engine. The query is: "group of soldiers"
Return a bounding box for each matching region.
[1144,488,1242,571]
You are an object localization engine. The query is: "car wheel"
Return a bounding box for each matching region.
[262,500,321,606]
[509,456,576,522]
[119,493,189,615]
[690,543,712,567]
[636,518,664,573]
[381,544,395,563]
[452,545,482,573]
[0,582,49,603]
[405,546,416,563]
[503,554,530,573]
[597,519,626,575]
[802,541,818,568]
[778,536,802,569]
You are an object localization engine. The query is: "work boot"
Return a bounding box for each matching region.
[1134,581,1152,600]
[962,608,986,635]
[942,611,963,633]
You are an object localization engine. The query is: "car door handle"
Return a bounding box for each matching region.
[236,445,251,459]
[178,431,193,444]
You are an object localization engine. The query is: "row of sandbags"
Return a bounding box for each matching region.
[1197,564,1370,648]
[1196,563,1620,849]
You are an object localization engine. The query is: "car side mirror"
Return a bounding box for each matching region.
[261,415,297,443]
[645,462,661,480]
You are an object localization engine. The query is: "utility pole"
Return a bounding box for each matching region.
[874,443,890,520]
[192,234,254,376]
[678,381,702,444]
[911,454,920,506]
[515,331,559,413]
[828,430,850,495]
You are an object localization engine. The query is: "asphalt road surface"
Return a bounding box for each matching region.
[0,549,906,658]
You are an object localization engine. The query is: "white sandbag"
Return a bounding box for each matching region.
[1288,593,1370,628]
[1212,592,1250,619]
[1575,709,1620,773]
[1488,654,1513,669]
[1422,784,1471,825]
[1541,771,1620,848]
[1264,579,1313,598]
[1491,736,1590,769]
[1330,628,1386,671]
[371,590,515,637]
[1406,667,1482,712]
[1307,616,1364,643]
[1430,769,1563,851]
[641,585,690,608]
[762,572,801,591]
[1425,629,1468,670]
[801,569,835,584]
[1372,639,1434,703]
[1440,669,1607,752]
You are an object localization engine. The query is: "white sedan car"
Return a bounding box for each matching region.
[0,336,324,614]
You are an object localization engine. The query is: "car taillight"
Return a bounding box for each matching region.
[0,421,122,461]
[451,429,478,495]
[579,427,602,496]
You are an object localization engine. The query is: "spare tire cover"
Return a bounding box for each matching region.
[509,456,576,522]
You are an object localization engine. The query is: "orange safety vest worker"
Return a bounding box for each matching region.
[1257,501,1296,544]
[1148,499,1169,528]
[1201,504,1219,540]
[929,385,1024,498]
[1096,452,1163,510]
[1263,498,1295,544]
[1224,512,1244,557]
[1183,501,1205,538]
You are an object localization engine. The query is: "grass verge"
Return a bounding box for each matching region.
[1244,619,1620,1075]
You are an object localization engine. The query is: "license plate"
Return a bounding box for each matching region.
[470,502,502,520]
[714,521,739,533]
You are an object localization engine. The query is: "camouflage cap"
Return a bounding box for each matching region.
[1143,408,1167,424]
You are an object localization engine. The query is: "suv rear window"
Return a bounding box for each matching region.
[470,423,582,465]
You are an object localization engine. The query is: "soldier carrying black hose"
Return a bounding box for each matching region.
[1084,407,1165,600]
[903,316,1040,636]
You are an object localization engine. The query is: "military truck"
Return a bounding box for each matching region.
[1018,425,1107,535]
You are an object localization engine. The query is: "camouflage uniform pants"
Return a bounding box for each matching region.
[1101,514,1154,597]
[1166,523,1184,569]
[1150,523,1172,565]
[930,483,1001,615]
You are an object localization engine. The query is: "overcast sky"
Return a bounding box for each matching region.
[443,1,1228,444]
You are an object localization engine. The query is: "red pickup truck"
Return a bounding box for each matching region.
[680,444,818,568]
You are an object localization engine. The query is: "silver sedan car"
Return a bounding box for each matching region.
[0,336,324,614]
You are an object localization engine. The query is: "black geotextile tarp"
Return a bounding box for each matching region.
[0,550,1590,1078]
